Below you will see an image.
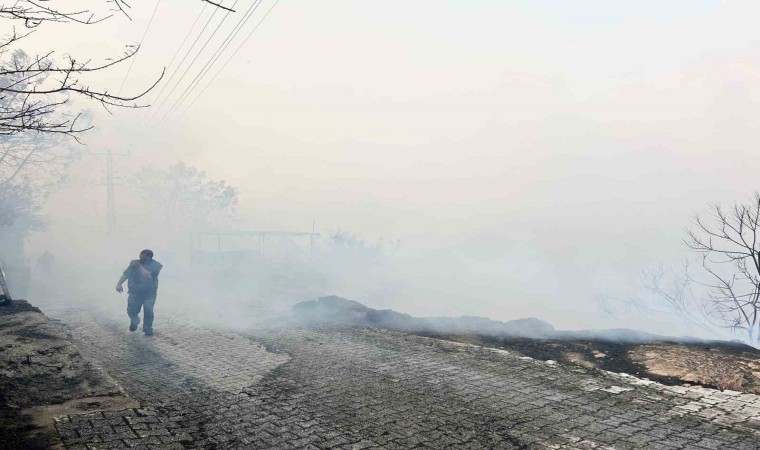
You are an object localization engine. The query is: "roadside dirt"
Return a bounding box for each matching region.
[0,300,134,448]
[630,343,759,393]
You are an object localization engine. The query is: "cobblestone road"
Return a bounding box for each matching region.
[39,302,760,449]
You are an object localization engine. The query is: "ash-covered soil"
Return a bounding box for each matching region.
[0,299,127,448]
[417,332,760,394]
[629,342,759,392]
[293,296,760,394]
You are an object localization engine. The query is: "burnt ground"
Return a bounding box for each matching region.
[292,296,760,395]
[413,333,760,394]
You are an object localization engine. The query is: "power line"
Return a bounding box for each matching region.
[142,2,209,107]
[118,0,162,96]
[163,0,262,119]
[146,1,228,118]
[162,0,263,120]
[184,0,280,113]
[147,4,222,117]
[151,0,240,118]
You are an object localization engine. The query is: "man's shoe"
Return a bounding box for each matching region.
[144,329,153,336]
[129,318,140,332]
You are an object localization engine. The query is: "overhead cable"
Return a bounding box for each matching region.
[147,0,230,118]
[162,0,264,120]
[151,0,240,118]
[118,0,162,95]
[184,0,281,113]
[143,2,209,107]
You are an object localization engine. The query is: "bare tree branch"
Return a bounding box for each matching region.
[0,0,235,238]
[682,195,760,343]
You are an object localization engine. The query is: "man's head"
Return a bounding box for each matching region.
[139,249,154,262]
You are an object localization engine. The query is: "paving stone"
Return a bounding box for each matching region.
[43,305,760,449]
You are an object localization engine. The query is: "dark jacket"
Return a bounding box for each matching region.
[124,259,162,296]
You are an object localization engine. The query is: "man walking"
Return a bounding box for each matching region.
[116,249,163,335]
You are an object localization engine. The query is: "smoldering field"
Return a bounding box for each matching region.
[13,121,760,345]
[17,165,745,345]
[9,0,760,347]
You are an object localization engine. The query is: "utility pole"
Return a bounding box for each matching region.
[93,150,130,237]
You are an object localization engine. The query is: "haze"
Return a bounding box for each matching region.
[16,0,760,338]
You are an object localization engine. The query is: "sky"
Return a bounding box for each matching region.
[18,0,760,336]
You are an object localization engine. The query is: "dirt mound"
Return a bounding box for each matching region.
[292,295,555,338]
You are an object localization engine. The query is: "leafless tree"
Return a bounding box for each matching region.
[596,262,720,338]
[638,263,718,333]
[0,34,158,139]
[0,1,229,26]
[0,1,145,240]
[0,0,232,236]
[0,2,148,137]
[685,193,760,343]
[0,0,231,139]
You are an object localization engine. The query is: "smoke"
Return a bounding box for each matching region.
[12,0,760,347]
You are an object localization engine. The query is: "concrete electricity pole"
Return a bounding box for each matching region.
[94,150,130,237]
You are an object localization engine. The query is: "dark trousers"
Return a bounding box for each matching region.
[127,292,157,331]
